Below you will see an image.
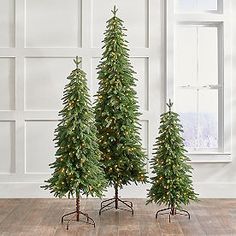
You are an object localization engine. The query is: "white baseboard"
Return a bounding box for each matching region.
[0,182,236,198]
[193,182,236,198]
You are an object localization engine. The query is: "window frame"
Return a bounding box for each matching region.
[165,0,232,163]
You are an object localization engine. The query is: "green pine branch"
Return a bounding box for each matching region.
[94,7,148,188]
[42,57,107,198]
[147,100,198,208]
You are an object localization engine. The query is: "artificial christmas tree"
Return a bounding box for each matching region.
[94,6,148,215]
[42,57,107,229]
[147,100,198,222]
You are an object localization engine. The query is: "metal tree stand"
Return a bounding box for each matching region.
[155,204,190,222]
[61,194,95,230]
[99,185,134,215]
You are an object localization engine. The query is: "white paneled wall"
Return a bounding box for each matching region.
[2,0,235,198]
[25,0,81,48]
[91,0,148,48]
[25,121,57,173]
[0,58,15,110]
[25,57,75,110]
[0,121,15,174]
[0,0,161,197]
[0,0,15,48]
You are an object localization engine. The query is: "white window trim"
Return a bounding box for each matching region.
[165,0,232,163]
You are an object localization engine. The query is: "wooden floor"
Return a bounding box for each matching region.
[0,199,236,236]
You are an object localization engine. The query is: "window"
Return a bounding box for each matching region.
[176,0,220,13]
[166,0,231,162]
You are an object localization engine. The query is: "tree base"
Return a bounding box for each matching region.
[99,186,134,215]
[61,210,95,230]
[155,207,190,222]
[61,197,95,230]
[99,197,134,215]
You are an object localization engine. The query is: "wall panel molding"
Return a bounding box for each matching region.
[25,0,82,48]
[0,121,15,174]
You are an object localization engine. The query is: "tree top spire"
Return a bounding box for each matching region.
[73,56,81,69]
[167,99,173,112]
[111,5,118,16]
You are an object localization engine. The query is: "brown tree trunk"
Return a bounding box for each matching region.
[76,193,80,221]
[115,185,118,209]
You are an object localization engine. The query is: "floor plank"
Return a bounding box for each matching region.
[0,199,235,235]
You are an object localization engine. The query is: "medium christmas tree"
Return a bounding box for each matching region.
[42,57,107,229]
[147,100,198,222]
[94,6,148,215]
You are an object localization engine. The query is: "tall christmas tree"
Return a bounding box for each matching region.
[94,6,148,215]
[42,57,107,229]
[147,100,198,222]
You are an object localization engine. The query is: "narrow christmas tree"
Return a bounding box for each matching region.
[94,6,148,215]
[147,100,198,222]
[42,57,107,229]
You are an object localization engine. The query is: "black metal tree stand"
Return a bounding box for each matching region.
[99,185,134,215]
[155,204,190,222]
[61,194,95,230]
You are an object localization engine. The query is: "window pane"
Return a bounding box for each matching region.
[198,27,218,86]
[198,0,218,11]
[176,0,196,11]
[175,25,219,86]
[175,89,198,148]
[175,26,197,86]
[175,89,218,150]
[198,90,218,148]
[176,0,218,12]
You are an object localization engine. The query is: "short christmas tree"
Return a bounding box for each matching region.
[42,57,107,229]
[94,6,148,215]
[147,100,198,222]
